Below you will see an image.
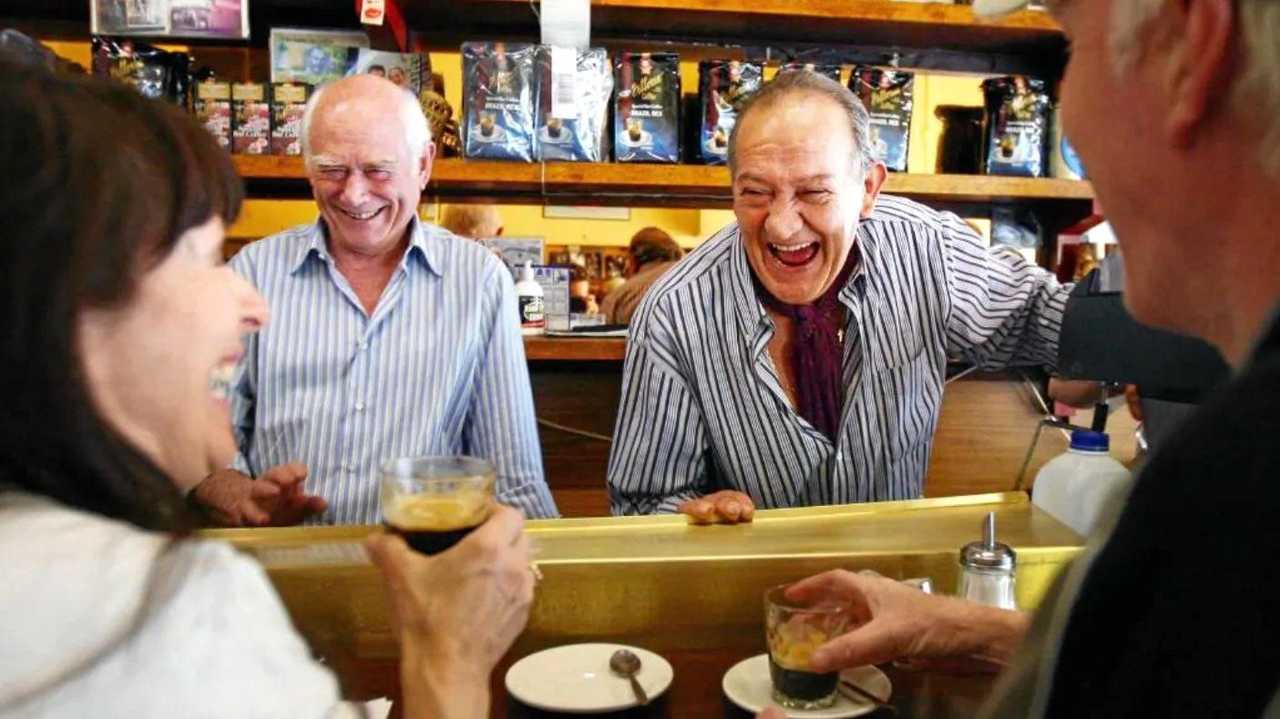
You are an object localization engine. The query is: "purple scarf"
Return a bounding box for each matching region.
[751,252,858,442]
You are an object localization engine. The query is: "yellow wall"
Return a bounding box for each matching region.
[42,41,992,249]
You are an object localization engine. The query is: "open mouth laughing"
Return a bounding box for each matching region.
[767,241,820,268]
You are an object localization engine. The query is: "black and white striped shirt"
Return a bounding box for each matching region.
[607,195,1069,515]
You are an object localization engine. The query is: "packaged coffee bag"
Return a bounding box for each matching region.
[270,82,311,156]
[850,67,914,173]
[982,75,1051,177]
[697,60,762,165]
[462,41,536,162]
[92,36,192,106]
[614,52,681,163]
[194,80,232,150]
[232,82,271,155]
[534,46,612,162]
[781,61,841,82]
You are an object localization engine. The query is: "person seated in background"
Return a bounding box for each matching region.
[608,69,1069,520]
[193,74,557,526]
[600,227,684,324]
[0,62,533,719]
[759,0,1280,716]
[568,263,600,315]
[440,203,504,240]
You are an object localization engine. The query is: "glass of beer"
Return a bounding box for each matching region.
[765,584,851,709]
[380,456,495,555]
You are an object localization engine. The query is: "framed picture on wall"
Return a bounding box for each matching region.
[542,205,631,221]
[92,0,252,40]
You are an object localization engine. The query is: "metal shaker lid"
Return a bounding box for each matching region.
[960,512,1017,572]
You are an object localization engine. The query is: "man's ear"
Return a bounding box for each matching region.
[418,141,437,190]
[1159,0,1236,148]
[860,162,888,219]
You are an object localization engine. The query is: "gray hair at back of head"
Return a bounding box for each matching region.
[300,81,432,167]
[727,69,876,178]
[1102,0,1280,175]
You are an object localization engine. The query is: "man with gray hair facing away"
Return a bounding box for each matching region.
[192,75,557,525]
[758,0,1280,716]
[609,70,1069,522]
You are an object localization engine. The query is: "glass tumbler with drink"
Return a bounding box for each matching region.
[765,584,852,710]
[380,456,495,555]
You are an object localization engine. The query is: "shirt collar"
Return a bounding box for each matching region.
[289,216,444,278]
[730,222,873,335]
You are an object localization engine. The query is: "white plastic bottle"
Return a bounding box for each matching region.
[1032,429,1133,537]
[514,261,545,336]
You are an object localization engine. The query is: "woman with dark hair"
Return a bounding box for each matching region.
[0,62,533,718]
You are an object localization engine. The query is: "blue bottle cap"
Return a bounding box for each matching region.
[1069,429,1110,452]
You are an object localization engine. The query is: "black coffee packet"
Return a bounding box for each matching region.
[462,42,536,162]
[271,82,311,156]
[850,67,914,173]
[614,52,681,163]
[982,76,1051,177]
[780,61,841,82]
[195,80,232,150]
[232,82,270,155]
[92,36,192,106]
[697,60,762,165]
[534,46,612,162]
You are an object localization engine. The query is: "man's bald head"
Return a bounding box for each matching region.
[301,74,431,167]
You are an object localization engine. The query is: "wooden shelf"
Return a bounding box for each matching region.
[233,155,1095,210]
[524,336,627,361]
[403,0,1064,59]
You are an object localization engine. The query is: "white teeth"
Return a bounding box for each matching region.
[769,241,818,252]
[209,364,236,401]
[343,208,382,220]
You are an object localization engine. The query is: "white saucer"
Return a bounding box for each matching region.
[505,643,674,714]
[722,654,891,718]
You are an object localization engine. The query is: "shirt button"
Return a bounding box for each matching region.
[354,401,366,412]
[836,451,845,463]
[358,340,368,351]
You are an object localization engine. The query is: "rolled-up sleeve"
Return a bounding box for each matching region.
[607,297,711,515]
[467,262,559,519]
[941,216,1071,370]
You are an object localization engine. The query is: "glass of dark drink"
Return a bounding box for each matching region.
[764,584,851,710]
[380,456,495,555]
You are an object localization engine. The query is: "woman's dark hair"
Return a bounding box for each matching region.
[628,226,682,267]
[0,58,243,531]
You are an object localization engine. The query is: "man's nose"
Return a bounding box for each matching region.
[763,198,804,241]
[339,172,369,206]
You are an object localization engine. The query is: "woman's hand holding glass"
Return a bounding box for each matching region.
[364,505,535,719]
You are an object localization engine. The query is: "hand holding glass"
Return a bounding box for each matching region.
[380,456,495,555]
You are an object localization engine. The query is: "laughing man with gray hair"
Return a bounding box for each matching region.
[608,69,1070,522]
[191,74,557,525]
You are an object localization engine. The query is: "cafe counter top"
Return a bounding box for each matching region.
[204,492,1081,711]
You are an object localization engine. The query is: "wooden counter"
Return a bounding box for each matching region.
[208,492,1081,713]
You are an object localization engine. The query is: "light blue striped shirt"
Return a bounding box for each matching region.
[229,218,558,524]
[608,195,1069,515]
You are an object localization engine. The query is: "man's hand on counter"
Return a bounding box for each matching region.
[191,464,328,527]
[678,490,756,525]
[788,570,1030,673]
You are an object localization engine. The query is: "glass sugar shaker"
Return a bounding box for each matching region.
[958,512,1018,610]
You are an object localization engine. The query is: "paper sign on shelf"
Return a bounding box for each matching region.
[540,0,590,49]
[550,45,578,118]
